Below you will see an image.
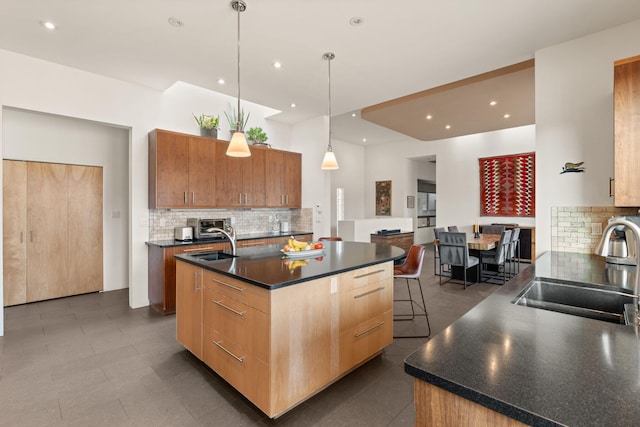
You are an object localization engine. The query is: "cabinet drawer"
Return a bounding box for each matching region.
[202,329,270,411]
[175,243,228,254]
[339,280,392,332]
[203,288,269,363]
[339,263,393,293]
[203,270,270,314]
[339,311,393,373]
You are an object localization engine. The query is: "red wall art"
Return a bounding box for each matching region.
[479,152,535,217]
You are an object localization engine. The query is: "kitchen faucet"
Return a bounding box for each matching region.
[209,227,237,256]
[595,218,640,296]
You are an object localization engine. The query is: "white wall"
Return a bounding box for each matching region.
[2,108,129,292]
[535,19,640,255]
[331,139,366,236]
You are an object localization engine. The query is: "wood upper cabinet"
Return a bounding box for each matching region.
[149,129,216,208]
[265,149,302,208]
[614,55,640,207]
[215,141,266,207]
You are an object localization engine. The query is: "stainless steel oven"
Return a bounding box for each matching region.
[186,218,231,239]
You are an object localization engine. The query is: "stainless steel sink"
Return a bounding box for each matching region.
[189,251,236,261]
[511,278,637,323]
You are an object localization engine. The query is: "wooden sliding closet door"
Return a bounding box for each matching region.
[26,162,69,302]
[3,160,27,305]
[68,165,103,295]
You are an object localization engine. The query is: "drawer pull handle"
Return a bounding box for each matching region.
[213,300,245,316]
[354,269,385,279]
[354,321,385,338]
[354,287,385,299]
[242,241,265,246]
[213,341,245,363]
[211,278,245,292]
[183,247,216,252]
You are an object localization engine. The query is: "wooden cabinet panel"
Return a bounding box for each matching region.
[68,165,103,295]
[339,311,392,373]
[3,160,27,306]
[26,162,69,302]
[204,269,270,314]
[614,56,640,207]
[265,150,302,208]
[176,261,203,358]
[339,263,393,293]
[215,142,266,207]
[149,130,190,208]
[339,281,392,332]
[188,137,217,207]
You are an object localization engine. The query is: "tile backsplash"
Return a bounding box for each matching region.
[551,206,639,253]
[149,208,313,241]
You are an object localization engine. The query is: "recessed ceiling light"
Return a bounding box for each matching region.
[504,113,511,118]
[217,79,225,85]
[351,113,356,117]
[168,17,184,27]
[273,61,282,69]
[290,103,296,108]
[40,21,56,30]
[426,115,433,120]
[489,101,497,106]
[362,138,367,142]
[445,125,451,129]
[350,17,364,26]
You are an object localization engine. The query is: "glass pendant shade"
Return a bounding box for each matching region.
[321,149,339,170]
[227,130,251,157]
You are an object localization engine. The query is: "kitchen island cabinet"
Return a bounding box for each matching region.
[174,241,403,418]
[405,251,640,426]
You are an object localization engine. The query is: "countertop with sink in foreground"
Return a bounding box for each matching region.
[405,251,640,427]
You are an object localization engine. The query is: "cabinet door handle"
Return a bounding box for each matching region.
[211,278,245,292]
[241,241,265,247]
[244,193,248,204]
[609,177,615,197]
[354,321,385,338]
[192,192,195,204]
[20,232,23,243]
[354,287,385,299]
[183,247,216,252]
[194,271,201,291]
[354,269,385,279]
[184,192,188,204]
[214,300,245,316]
[30,231,34,242]
[213,340,245,363]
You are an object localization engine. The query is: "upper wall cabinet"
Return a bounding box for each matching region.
[614,55,640,207]
[149,129,301,209]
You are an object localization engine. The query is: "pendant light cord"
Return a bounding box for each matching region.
[324,52,335,152]
[236,1,242,132]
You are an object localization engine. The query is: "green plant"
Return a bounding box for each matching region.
[193,113,219,129]
[224,105,250,132]
[246,127,268,143]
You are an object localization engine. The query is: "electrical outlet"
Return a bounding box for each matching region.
[591,223,602,236]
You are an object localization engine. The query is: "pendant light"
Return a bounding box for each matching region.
[321,52,339,170]
[226,0,251,157]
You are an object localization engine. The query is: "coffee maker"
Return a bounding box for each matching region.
[601,215,640,266]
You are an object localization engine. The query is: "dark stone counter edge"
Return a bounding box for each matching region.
[403,364,561,427]
[146,231,313,248]
[174,254,402,291]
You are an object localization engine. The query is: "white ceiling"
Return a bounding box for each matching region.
[2,0,640,145]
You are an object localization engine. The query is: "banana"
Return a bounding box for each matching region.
[290,237,309,250]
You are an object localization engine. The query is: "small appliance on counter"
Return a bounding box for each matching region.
[280,221,290,233]
[601,215,640,266]
[174,226,193,241]
[187,217,232,240]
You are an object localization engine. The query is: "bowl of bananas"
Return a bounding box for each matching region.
[282,237,325,258]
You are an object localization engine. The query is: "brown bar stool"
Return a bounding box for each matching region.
[393,244,431,339]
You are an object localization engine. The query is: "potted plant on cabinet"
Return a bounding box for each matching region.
[246,127,270,146]
[224,105,250,139]
[193,113,219,138]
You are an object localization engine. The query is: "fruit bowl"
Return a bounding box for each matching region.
[281,248,325,258]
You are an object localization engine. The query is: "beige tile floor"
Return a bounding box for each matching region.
[0,245,501,426]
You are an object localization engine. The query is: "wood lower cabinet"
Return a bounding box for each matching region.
[370,232,414,254]
[613,55,640,207]
[3,160,103,306]
[175,259,394,418]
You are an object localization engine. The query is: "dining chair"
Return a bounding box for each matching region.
[318,237,342,241]
[433,227,445,275]
[480,229,512,284]
[393,244,431,338]
[438,232,480,289]
[447,226,459,232]
[507,228,521,277]
[481,225,505,236]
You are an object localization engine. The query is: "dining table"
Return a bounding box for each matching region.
[435,233,502,283]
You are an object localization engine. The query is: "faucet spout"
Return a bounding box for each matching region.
[596,218,640,296]
[210,227,236,256]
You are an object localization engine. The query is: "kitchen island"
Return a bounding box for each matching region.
[174,241,404,418]
[405,251,640,426]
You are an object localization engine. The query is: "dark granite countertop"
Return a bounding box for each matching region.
[174,241,405,290]
[145,230,313,248]
[404,251,640,426]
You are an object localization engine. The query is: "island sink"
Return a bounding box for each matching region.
[511,278,637,323]
[188,251,236,261]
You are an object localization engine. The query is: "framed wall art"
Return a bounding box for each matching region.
[479,152,535,217]
[375,180,392,216]
[407,195,415,209]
